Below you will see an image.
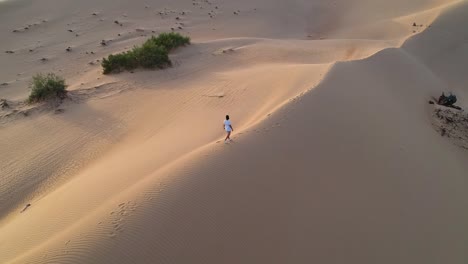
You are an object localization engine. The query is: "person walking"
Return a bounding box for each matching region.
[223,115,234,143]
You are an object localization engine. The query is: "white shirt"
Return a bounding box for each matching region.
[224,120,232,131]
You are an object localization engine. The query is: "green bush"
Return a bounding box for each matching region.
[102,32,190,74]
[102,51,138,74]
[28,73,67,103]
[149,32,191,52]
[134,41,171,69]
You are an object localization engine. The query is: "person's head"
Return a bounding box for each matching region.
[226,115,230,120]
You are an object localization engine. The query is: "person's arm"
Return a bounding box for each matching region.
[230,125,234,132]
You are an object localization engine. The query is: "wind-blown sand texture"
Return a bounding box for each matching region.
[1,0,468,263]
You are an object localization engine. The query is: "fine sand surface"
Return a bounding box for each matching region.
[1,0,468,263]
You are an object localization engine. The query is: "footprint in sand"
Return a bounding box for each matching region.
[107,202,139,238]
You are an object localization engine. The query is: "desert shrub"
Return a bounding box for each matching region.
[149,32,191,51]
[101,32,189,74]
[28,73,67,103]
[134,41,171,69]
[102,51,139,74]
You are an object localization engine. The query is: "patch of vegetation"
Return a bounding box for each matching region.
[102,32,190,74]
[134,41,171,69]
[28,73,67,103]
[101,51,139,74]
[150,32,191,52]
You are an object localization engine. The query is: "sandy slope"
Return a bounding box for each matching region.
[1,0,467,263]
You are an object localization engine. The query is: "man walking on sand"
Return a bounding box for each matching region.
[224,115,234,143]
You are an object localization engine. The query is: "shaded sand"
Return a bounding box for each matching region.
[1,0,468,263]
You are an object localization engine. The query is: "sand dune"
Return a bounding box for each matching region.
[1,0,467,263]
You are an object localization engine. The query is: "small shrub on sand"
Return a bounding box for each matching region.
[134,41,171,69]
[102,51,139,74]
[28,73,67,103]
[102,32,190,74]
[149,32,190,51]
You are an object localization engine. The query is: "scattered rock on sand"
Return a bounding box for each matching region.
[114,20,120,24]
[222,48,235,54]
[101,40,107,46]
[5,50,14,54]
[413,22,417,26]
[432,107,468,149]
[66,47,72,52]
[440,127,446,136]
[40,57,48,62]
[0,99,9,109]
[68,29,74,32]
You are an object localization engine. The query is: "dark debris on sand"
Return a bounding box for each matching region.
[431,105,468,150]
[0,99,9,109]
[20,204,31,213]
